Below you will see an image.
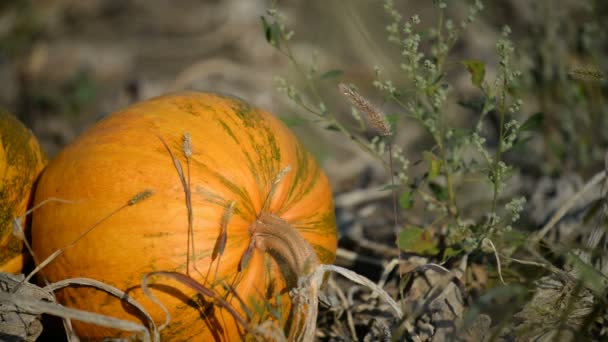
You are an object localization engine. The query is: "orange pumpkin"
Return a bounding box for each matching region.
[0,110,47,273]
[31,91,337,340]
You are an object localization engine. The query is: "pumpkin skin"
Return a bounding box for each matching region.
[31,91,337,340]
[0,110,47,273]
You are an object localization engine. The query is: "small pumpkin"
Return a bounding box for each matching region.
[0,110,47,273]
[32,91,337,340]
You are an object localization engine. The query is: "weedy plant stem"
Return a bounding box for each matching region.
[386,140,402,278]
[273,23,393,174]
[337,83,403,280]
[489,79,508,232]
[436,5,445,71]
[438,135,457,216]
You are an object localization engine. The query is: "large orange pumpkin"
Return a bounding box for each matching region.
[0,110,47,273]
[32,91,337,340]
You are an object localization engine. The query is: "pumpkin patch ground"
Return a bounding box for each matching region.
[2,1,608,341]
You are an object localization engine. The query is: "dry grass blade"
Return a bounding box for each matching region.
[43,277,159,341]
[254,320,287,342]
[14,191,153,340]
[530,170,607,245]
[586,151,608,250]
[11,198,75,286]
[205,201,236,286]
[291,264,403,342]
[371,258,400,300]
[262,165,292,212]
[214,201,235,261]
[239,238,256,272]
[317,265,402,317]
[403,263,467,318]
[0,291,152,342]
[328,277,358,341]
[23,190,154,284]
[219,281,254,324]
[12,198,75,241]
[141,271,254,337]
[482,238,506,285]
[182,132,197,281]
[158,134,202,279]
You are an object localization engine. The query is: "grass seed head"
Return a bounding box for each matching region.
[339,83,391,136]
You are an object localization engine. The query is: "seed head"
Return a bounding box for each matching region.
[339,83,391,136]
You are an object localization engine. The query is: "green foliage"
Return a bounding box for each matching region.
[399,190,414,210]
[320,69,344,80]
[262,0,524,260]
[461,59,486,89]
[263,0,608,339]
[398,226,439,255]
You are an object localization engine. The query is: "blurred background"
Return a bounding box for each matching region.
[1,0,606,179]
[3,0,608,262]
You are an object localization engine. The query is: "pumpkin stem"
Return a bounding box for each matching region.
[249,212,319,279]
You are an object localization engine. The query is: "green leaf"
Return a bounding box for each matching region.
[519,112,544,132]
[320,69,343,80]
[443,247,461,259]
[513,112,544,149]
[291,93,303,105]
[249,296,266,317]
[512,135,533,150]
[457,98,484,112]
[423,151,441,180]
[449,128,471,140]
[379,183,400,191]
[239,242,254,271]
[503,229,527,247]
[260,16,281,48]
[481,98,496,115]
[445,128,471,149]
[582,198,605,223]
[398,226,439,255]
[431,73,444,85]
[280,116,309,127]
[461,60,486,89]
[429,182,448,201]
[261,16,271,41]
[385,113,401,128]
[324,123,340,131]
[566,252,606,296]
[477,284,526,308]
[462,284,526,328]
[399,190,414,209]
